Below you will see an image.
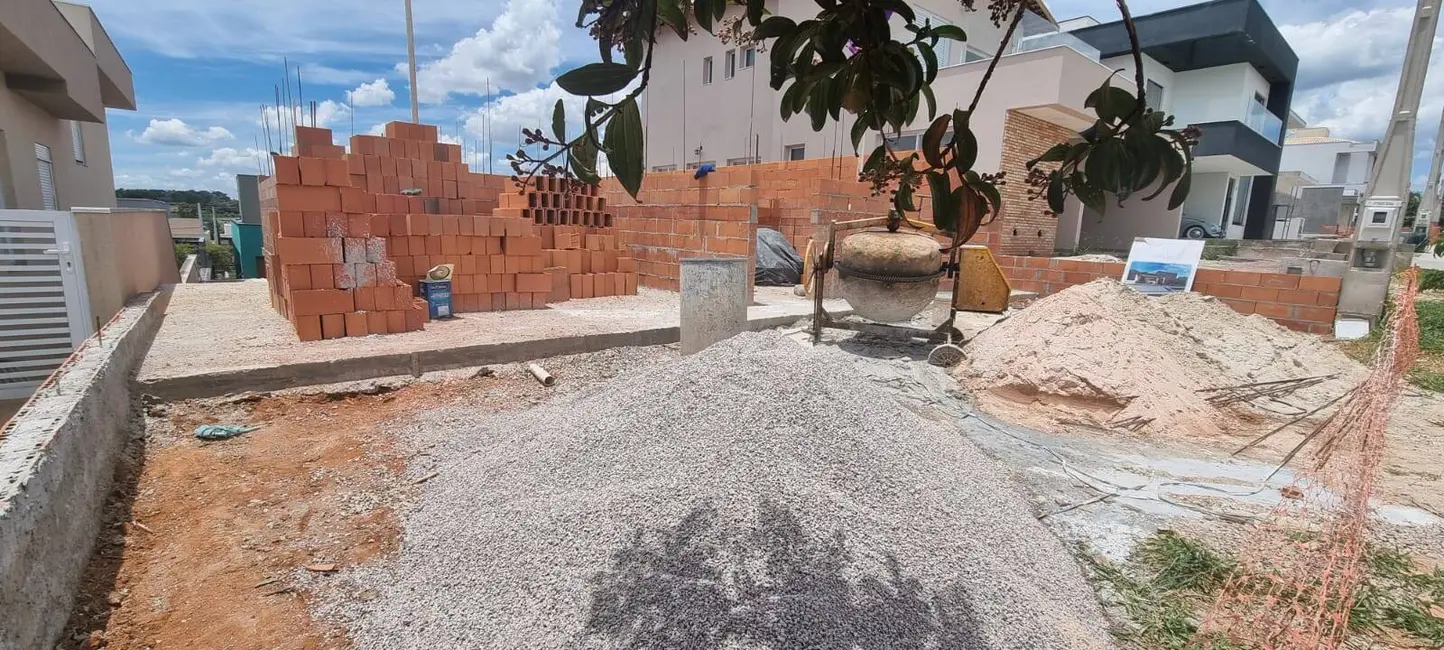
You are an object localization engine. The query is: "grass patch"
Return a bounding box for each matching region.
[1085,531,1444,649]
[1421,269,1444,292]
[1202,240,1239,261]
[1334,289,1444,394]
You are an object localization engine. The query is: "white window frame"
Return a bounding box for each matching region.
[741,46,756,69]
[784,144,806,161]
[724,49,737,80]
[725,156,759,166]
[702,56,714,85]
[70,121,86,165]
[36,143,58,210]
[651,164,678,172]
[1145,79,1164,111]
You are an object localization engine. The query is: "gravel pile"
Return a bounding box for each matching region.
[323,332,1113,649]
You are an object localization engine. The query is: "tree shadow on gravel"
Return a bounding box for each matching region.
[585,499,990,649]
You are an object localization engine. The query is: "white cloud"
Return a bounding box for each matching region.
[301,63,380,86]
[1280,6,1426,91]
[198,147,267,172]
[367,123,388,136]
[410,0,561,103]
[347,78,396,107]
[261,99,351,131]
[135,118,234,147]
[464,82,589,145]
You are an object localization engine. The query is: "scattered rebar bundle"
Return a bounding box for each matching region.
[1197,374,1338,407]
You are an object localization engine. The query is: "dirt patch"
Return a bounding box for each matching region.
[58,372,551,650]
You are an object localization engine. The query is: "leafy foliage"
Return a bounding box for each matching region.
[204,242,236,277]
[515,0,1195,248]
[174,243,196,269]
[118,188,240,221]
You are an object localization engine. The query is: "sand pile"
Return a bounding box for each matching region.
[324,332,1113,649]
[958,279,1363,438]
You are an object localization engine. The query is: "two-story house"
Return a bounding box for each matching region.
[1273,127,1378,235]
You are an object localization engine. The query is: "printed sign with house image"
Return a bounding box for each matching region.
[1120,238,1206,296]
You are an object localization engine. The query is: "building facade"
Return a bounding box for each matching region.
[1067,0,1299,242]
[0,0,135,211]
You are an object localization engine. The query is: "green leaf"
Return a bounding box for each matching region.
[927,172,955,232]
[571,130,600,186]
[556,63,638,96]
[754,15,796,39]
[694,0,716,33]
[1084,139,1123,192]
[1076,183,1106,215]
[850,117,870,152]
[1046,172,1065,214]
[551,99,567,143]
[894,181,916,214]
[807,79,829,131]
[919,84,936,121]
[971,175,1003,217]
[602,97,644,199]
[1027,144,1070,169]
[918,42,938,83]
[746,0,766,25]
[1086,80,1138,124]
[1167,160,1192,210]
[657,0,689,41]
[951,110,977,172]
[921,114,952,168]
[931,25,967,41]
[864,144,887,171]
[1143,141,1185,201]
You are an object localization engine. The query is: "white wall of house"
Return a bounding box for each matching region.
[1280,140,1375,188]
[1078,183,1183,251]
[1100,53,1175,114]
[1184,171,1230,228]
[1168,63,1270,127]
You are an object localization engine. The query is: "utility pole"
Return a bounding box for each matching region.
[405,0,420,123]
[1338,0,1438,323]
[1418,108,1444,227]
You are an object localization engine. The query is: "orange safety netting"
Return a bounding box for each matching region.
[1190,268,1421,650]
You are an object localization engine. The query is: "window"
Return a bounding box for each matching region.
[684,160,715,170]
[726,156,759,166]
[651,164,678,172]
[784,144,806,161]
[35,143,57,210]
[702,57,714,85]
[724,50,736,79]
[1145,80,1164,111]
[70,121,86,165]
[963,47,990,63]
[741,46,756,69]
[1230,177,1252,227]
[1371,210,1389,225]
[1220,177,1236,228]
[884,134,919,150]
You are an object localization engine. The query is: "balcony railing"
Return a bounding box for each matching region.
[1245,102,1283,143]
[1009,31,1101,62]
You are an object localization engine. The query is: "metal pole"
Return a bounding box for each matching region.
[405,0,420,123]
[1418,108,1444,226]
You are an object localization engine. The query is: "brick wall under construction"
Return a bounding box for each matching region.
[260,121,637,341]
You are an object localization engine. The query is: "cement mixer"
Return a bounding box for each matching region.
[807,213,1012,366]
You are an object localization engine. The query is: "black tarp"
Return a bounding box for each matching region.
[755,227,803,286]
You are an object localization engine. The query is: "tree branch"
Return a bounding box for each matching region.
[1115,0,1147,114]
[966,3,1028,116]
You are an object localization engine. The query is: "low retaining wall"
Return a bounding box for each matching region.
[997,255,1340,335]
[0,288,172,649]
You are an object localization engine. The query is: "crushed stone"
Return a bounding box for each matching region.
[318,331,1114,649]
[957,278,1364,438]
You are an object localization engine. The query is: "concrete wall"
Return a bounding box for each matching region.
[1078,183,1183,252]
[71,208,180,324]
[0,89,118,210]
[0,288,170,650]
[1170,63,1269,127]
[1185,171,1231,228]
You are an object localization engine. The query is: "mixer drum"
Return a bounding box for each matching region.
[834,230,943,323]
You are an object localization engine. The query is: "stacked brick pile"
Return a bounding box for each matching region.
[493,176,639,300]
[261,121,640,341]
[261,208,428,341]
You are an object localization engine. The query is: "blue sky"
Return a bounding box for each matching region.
[90,0,1443,197]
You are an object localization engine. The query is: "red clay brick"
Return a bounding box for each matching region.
[293,314,322,341]
[1193,269,1227,284]
[347,213,372,238]
[276,211,305,238]
[299,157,327,186]
[276,238,343,265]
[1239,286,1279,302]
[344,311,369,337]
[1259,273,1301,290]
[1224,271,1262,286]
[386,310,406,333]
[1316,292,1340,307]
[1219,298,1256,315]
[1253,301,1291,319]
[282,265,312,291]
[354,285,376,310]
[276,185,342,212]
[1298,275,1343,292]
[1294,305,1336,323]
[367,310,389,334]
[273,155,301,185]
[1275,319,1311,333]
[340,187,377,213]
[302,212,326,237]
[291,289,356,316]
[310,264,336,290]
[405,307,424,331]
[1203,284,1244,299]
[320,313,346,339]
[1276,289,1319,306]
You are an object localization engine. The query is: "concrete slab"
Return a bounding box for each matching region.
[1415,252,1444,270]
[137,281,853,400]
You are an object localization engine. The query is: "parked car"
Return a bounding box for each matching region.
[1179,216,1224,239]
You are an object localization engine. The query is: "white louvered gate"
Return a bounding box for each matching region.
[0,210,92,400]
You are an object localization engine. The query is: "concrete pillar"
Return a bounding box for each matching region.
[680,257,748,355]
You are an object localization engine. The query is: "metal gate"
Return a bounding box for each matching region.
[0,210,92,400]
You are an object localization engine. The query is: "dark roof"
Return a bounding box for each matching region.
[1068,0,1297,84]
